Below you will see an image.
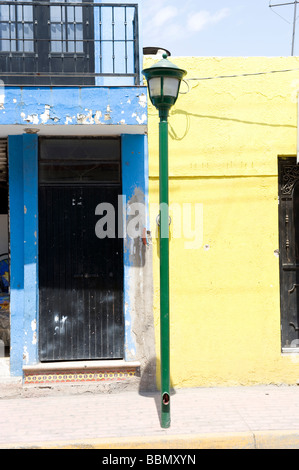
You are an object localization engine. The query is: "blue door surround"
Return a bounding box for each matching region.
[9,134,39,376]
[8,133,148,377]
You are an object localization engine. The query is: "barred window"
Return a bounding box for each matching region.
[0,1,140,86]
[0,0,34,52]
[0,0,94,85]
[50,0,84,53]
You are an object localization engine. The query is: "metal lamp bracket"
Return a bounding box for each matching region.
[156,214,172,226]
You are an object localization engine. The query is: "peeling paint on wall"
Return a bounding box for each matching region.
[20,104,60,125]
[132,112,147,125]
[65,116,73,124]
[22,113,39,125]
[123,184,155,390]
[23,346,29,363]
[40,105,51,124]
[32,331,37,345]
[138,93,146,108]
[31,319,36,332]
[0,86,148,128]
[126,233,155,391]
[94,110,102,123]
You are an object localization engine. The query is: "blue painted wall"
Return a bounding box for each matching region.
[121,134,149,361]
[8,134,38,375]
[8,136,24,376]
[0,86,147,128]
[23,134,39,368]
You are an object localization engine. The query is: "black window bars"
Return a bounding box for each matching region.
[0,1,140,86]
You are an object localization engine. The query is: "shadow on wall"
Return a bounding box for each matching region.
[138,356,176,426]
[167,108,296,142]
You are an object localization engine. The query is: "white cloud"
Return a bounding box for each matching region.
[152,6,179,28]
[187,8,230,32]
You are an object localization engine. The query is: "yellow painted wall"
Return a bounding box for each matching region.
[145,56,299,387]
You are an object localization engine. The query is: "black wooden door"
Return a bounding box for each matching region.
[38,138,123,361]
[279,157,299,349]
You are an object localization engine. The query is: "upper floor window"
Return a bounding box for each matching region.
[0,1,140,86]
[0,0,34,53]
[50,0,84,53]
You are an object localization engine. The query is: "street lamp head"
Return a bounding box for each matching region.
[142,54,187,118]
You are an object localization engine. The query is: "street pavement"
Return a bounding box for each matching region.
[1,379,299,449]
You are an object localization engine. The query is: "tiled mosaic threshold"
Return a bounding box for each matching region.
[23,360,140,385]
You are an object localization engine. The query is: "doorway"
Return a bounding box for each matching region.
[38,137,124,361]
[278,157,299,350]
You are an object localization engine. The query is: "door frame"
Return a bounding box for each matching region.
[8,133,150,375]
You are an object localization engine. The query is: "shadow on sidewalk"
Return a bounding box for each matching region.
[138,356,176,426]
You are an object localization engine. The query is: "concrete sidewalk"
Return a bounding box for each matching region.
[1,381,299,449]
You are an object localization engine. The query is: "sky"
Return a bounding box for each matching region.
[141,0,299,57]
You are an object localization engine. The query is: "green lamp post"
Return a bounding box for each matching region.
[142,54,187,428]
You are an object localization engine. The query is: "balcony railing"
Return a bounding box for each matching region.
[0,1,140,86]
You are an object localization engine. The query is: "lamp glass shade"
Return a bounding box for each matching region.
[148,77,161,98]
[148,76,180,101]
[163,77,180,99]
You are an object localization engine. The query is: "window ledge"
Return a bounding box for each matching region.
[282,347,299,354]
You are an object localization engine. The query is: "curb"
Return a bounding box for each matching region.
[1,430,299,449]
